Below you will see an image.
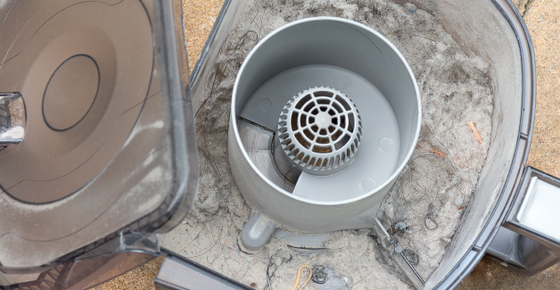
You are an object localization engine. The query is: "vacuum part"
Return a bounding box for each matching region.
[0,0,198,288]
[228,17,421,240]
[275,86,362,179]
[0,0,154,204]
[487,166,560,275]
[0,92,25,147]
[168,0,539,288]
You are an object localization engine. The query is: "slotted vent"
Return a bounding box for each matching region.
[277,87,362,174]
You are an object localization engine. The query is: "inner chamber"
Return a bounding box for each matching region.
[234,18,419,204]
[179,0,526,288]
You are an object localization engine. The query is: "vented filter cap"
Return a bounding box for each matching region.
[277,87,362,175]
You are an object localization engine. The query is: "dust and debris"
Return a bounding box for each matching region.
[164,0,493,288]
[511,0,531,16]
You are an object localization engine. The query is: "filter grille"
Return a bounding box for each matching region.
[278,87,362,174]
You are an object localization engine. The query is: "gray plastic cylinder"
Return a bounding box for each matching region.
[229,17,421,233]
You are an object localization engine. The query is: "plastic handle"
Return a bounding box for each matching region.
[0,92,25,147]
[504,166,560,255]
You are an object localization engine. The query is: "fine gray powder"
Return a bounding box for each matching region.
[163,0,493,289]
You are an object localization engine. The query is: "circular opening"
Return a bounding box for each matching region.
[232,17,421,205]
[42,54,99,131]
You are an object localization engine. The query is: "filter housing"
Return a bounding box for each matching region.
[229,17,421,233]
[271,86,363,186]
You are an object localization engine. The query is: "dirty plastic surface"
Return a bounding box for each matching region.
[0,0,198,288]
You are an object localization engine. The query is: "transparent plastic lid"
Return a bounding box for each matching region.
[0,0,197,270]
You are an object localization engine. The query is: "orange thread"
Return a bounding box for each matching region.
[429,149,446,157]
[468,121,482,144]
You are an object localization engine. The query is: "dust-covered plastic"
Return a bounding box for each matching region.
[0,0,198,288]
[162,0,535,289]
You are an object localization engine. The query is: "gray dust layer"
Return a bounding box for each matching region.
[163,0,493,289]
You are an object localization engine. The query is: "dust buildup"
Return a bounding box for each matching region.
[164,0,493,289]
